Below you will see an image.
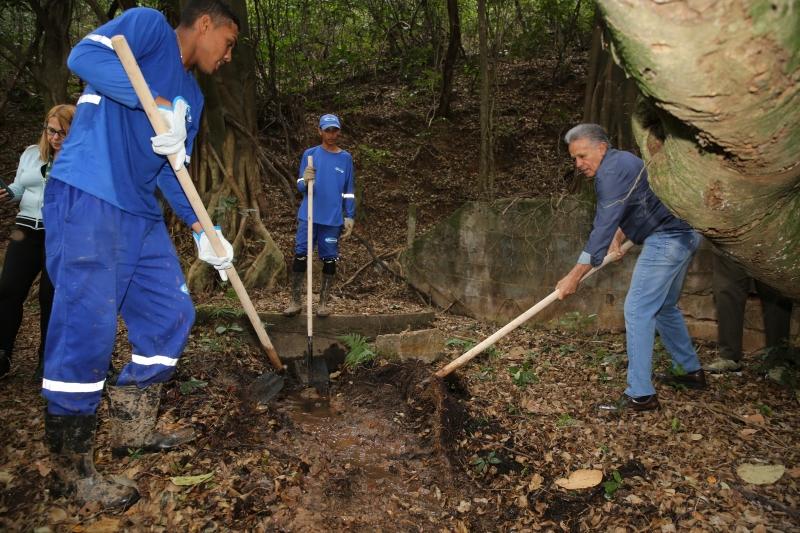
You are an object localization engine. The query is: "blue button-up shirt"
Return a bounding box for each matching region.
[579,148,692,267]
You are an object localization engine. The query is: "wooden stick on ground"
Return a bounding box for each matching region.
[435,241,635,379]
[111,35,283,371]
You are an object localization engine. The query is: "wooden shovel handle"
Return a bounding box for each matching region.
[306,155,313,338]
[434,240,635,378]
[111,35,283,371]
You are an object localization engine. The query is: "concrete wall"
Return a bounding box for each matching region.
[400,199,799,351]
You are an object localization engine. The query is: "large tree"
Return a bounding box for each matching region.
[597,0,800,299]
[188,0,285,291]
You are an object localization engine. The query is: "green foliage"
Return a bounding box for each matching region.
[471,451,502,474]
[215,324,244,335]
[338,333,376,369]
[557,312,597,331]
[127,448,144,460]
[508,359,538,388]
[758,404,773,417]
[670,417,681,433]
[556,413,575,428]
[356,145,392,166]
[180,378,209,395]
[603,470,623,500]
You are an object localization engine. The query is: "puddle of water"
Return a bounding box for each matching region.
[279,389,407,489]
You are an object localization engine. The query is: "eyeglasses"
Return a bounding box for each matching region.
[45,126,67,138]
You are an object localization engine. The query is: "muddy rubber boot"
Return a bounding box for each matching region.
[0,349,10,380]
[282,270,305,316]
[107,383,196,457]
[45,413,139,509]
[316,274,335,317]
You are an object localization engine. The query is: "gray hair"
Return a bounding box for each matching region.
[564,123,609,145]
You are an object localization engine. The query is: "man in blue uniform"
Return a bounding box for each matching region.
[42,1,238,508]
[556,124,705,413]
[283,114,356,317]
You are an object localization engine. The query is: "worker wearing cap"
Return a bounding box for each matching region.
[284,114,355,317]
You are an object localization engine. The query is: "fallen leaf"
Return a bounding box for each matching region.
[736,464,784,485]
[689,433,703,441]
[625,494,643,505]
[739,428,758,438]
[0,471,13,485]
[170,472,214,486]
[85,517,121,533]
[787,467,800,479]
[35,461,51,477]
[456,500,471,513]
[528,473,544,491]
[48,507,68,523]
[706,476,717,484]
[743,414,765,425]
[555,469,603,490]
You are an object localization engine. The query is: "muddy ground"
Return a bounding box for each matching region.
[1,57,799,531]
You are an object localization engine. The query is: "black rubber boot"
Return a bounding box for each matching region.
[282,270,305,316]
[316,274,335,317]
[107,383,195,457]
[0,349,10,380]
[45,413,139,509]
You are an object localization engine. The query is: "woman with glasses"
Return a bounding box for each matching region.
[0,104,75,379]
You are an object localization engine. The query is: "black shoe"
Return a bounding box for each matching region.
[597,394,660,413]
[656,369,707,390]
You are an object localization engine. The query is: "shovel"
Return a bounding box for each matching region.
[432,241,635,381]
[291,155,329,393]
[112,36,284,404]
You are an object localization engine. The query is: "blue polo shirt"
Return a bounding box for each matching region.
[580,149,692,267]
[296,145,355,226]
[49,8,202,227]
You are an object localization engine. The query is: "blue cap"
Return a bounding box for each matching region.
[319,114,341,130]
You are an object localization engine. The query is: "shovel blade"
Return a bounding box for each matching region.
[245,372,285,405]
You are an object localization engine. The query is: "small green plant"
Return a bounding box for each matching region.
[471,451,502,474]
[670,417,681,433]
[338,333,376,369]
[603,470,623,499]
[446,337,476,350]
[599,444,610,456]
[127,448,144,460]
[356,145,392,166]
[180,377,208,395]
[757,404,773,417]
[508,360,538,388]
[556,413,576,428]
[477,365,496,381]
[557,311,597,331]
[215,324,244,335]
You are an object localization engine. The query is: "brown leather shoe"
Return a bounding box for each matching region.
[656,369,707,390]
[597,394,660,413]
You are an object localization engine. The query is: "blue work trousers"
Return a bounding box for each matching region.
[41,180,194,415]
[623,230,702,398]
[294,220,341,260]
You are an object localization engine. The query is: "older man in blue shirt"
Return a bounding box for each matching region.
[556,124,706,413]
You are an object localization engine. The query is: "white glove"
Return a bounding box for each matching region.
[342,217,354,239]
[151,97,188,171]
[193,226,234,281]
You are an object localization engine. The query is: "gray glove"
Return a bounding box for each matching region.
[342,217,354,239]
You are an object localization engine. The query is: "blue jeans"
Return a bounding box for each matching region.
[624,230,701,398]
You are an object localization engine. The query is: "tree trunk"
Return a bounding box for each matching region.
[30,0,74,110]
[435,0,461,118]
[190,0,285,292]
[597,0,800,299]
[477,0,494,193]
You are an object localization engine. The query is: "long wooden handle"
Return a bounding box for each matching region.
[435,240,635,378]
[111,35,283,371]
[306,155,313,338]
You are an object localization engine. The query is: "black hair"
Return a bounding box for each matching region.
[179,0,240,29]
